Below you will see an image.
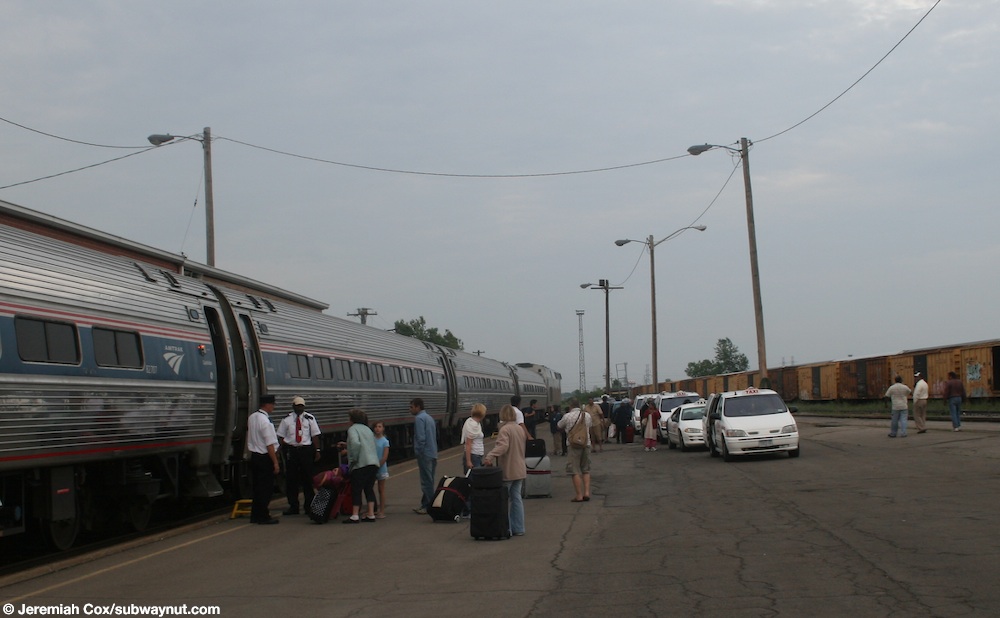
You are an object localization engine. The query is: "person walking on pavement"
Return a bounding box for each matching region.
[410,398,438,514]
[641,400,661,451]
[943,371,966,431]
[612,398,632,444]
[584,401,604,453]
[885,375,912,438]
[483,404,527,536]
[523,399,539,439]
[913,372,929,434]
[248,394,280,525]
[547,405,564,455]
[276,396,321,515]
[462,404,487,475]
[338,409,380,523]
[558,398,592,503]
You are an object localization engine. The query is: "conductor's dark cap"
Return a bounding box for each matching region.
[260,395,276,405]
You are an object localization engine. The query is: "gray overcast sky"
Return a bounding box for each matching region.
[2,1,997,392]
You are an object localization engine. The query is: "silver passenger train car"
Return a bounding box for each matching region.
[0,199,560,549]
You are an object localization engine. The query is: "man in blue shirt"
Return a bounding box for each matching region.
[410,398,438,514]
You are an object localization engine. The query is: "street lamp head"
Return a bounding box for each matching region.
[614,239,631,247]
[580,283,592,289]
[687,144,714,156]
[147,134,176,146]
[693,225,707,232]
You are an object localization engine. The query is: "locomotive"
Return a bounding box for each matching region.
[0,199,560,549]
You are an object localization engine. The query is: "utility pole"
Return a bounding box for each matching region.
[576,310,586,392]
[740,137,768,388]
[348,307,377,325]
[202,127,214,267]
[580,279,623,394]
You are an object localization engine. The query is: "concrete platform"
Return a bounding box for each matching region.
[3,417,1000,617]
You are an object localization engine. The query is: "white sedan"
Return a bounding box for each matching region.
[665,401,707,451]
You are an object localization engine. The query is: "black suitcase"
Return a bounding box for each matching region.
[470,485,510,540]
[525,438,547,459]
[428,476,471,522]
[470,466,503,489]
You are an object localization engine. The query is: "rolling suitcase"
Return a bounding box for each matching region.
[523,454,552,498]
[428,476,471,522]
[525,438,547,459]
[470,485,510,540]
[470,466,503,490]
[623,425,635,444]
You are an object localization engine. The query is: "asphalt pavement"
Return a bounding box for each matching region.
[2,416,999,617]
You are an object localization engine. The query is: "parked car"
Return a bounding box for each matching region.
[664,400,707,451]
[703,388,799,461]
[631,394,655,432]
[654,391,701,443]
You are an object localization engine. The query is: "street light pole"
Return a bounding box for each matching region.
[147,127,216,267]
[738,137,768,388]
[688,138,768,387]
[648,235,657,390]
[616,225,706,390]
[580,280,623,394]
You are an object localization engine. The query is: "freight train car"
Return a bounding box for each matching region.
[0,199,559,549]
[632,341,999,404]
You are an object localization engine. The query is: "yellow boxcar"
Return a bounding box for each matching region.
[960,342,999,398]
[797,362,839,400]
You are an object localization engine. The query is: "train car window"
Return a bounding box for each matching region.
[288,353,311,378]
[413,370,424,385]
[336,359,353,381]
[132,262,157,283]
[404,368,414,384]
[159,270,181,288]
[391,366,402,383]
[355,362,370,381]
[317,357,334,380]
[15,317,80,364]
[93,327,143,368]
[427,371,435,385]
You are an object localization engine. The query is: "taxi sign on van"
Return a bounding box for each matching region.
[745,387,760,394]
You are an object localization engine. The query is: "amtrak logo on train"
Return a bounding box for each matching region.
[163,347,184,374]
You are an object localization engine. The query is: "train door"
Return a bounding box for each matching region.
[205,286,265,467]
[432,345,459,443]
[204,305,236,468]
[913,355,928,382]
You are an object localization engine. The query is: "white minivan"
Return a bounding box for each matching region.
[703,388,799,460]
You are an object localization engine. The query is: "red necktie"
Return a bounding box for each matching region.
[295,416,302,443]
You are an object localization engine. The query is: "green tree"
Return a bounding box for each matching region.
[685,338,749,377]
[685,359,718,378]
[714,337,749,373]
[393,316,464,350]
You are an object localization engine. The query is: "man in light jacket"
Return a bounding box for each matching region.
[913,372,929,434]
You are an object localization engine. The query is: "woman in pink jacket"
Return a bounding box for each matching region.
[484,404,527,536]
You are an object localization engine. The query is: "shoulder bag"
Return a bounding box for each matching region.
[568,411,588,449]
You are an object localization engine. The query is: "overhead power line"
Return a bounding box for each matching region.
[0,116,147,149]
[0,2,942,188]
